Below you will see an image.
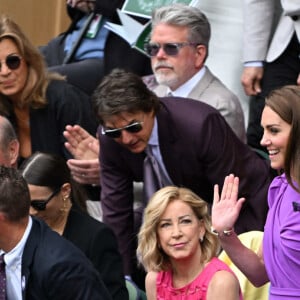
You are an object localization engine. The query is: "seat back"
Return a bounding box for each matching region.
[125,278,147,300]
[219,231,270,300]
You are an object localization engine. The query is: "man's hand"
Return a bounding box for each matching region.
[66,0,95,13]
[67,158,100,185]
[241,66,264,96]
[64,125,100,185]
[64,125,99,160]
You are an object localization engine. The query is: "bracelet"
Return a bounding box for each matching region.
[211,226,234,237]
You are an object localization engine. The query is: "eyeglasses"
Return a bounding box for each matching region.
[144,42,200,57]
[30,188,60,211]
[101,121,143,138]
[0,55,22,71]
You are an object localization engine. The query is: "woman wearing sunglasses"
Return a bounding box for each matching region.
[19,152,128,300]
[0,14,97,164]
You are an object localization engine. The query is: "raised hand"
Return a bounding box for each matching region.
[64,125,100,185]
[212,174,245,232]
[64,124,99,160]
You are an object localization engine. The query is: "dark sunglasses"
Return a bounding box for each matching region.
[0,55,22,71]
[144,42,200,57]
[30,188,60,211]
[101,121,143,138]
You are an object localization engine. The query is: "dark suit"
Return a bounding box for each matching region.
[21,217,111,300]
[99,97,272,274]
[5,80,97,162]
[63,206,128,300]
[41,1,152,95]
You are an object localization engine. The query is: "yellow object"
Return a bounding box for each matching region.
[219,231,270,300]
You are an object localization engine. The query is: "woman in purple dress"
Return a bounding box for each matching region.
[212,85,300,299]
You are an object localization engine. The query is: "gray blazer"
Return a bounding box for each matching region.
[243,0,300,62]
[153,67,246,142]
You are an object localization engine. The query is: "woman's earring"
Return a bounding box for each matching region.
[200,236,203,243]
[60,195,69,213]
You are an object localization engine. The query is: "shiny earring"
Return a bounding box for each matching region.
[200,236,203,243]
[60,195,69,213]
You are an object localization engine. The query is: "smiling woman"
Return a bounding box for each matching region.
[212,86,300,300]
[137,186,243,300]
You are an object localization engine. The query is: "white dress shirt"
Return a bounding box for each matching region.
[0,217,32,300]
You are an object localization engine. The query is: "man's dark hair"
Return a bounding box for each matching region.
[0,166,30,222]
[92,68,160,124]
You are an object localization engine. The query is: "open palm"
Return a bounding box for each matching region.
[212,174,245,232]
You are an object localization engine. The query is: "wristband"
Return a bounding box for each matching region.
[211,226,234,237]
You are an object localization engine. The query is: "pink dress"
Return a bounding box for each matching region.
[156,257,243,300]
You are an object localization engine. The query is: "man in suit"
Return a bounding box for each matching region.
[40,0,152,96]
[0,166,111,299]
[242,0,300,150]
[147,4,246,141]
[93,68,272,276]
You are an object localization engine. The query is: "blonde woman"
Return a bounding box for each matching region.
[137,186,242,299]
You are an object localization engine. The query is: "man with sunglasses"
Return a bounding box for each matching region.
[93,68,272,278]
[0,166,112,300]
[146,4,246,142]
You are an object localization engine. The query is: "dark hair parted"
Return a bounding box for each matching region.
[19,152,87,211]
[265,85,300,192]
[0,166,30,222]
[92,68,160,124]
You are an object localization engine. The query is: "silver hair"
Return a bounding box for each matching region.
[151,4,211,50]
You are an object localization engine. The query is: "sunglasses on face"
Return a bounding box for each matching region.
[144,42,199,57]
[101,121,143,138]
[30,188,60,211]
[0,55,22,71]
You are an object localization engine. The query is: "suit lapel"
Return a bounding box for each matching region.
[188,67,214,100]
[21,218,40,300]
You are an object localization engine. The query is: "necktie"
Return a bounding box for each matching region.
[143,146,165,203]
[0,254,6,300]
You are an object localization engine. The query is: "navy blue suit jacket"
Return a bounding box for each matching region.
[99,97,272,274]
[21,217,111,300]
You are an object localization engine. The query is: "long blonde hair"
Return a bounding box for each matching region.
[137,186,220,272]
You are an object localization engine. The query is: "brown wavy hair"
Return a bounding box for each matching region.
[0,14,64,115]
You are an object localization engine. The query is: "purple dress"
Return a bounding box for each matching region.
[264,174,300,299]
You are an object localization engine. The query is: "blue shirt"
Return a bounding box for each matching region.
[64,14,109,60]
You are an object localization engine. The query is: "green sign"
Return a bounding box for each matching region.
[122,0,196,18]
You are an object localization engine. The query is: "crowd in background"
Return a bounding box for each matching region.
[0,0,299,299]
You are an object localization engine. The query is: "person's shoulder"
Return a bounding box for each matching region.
[160,96,219,115]
[201,68,241,104]
[208,269,240,297]
[46,79,89,102]
[68,206,110,233]
[145,271,158,299]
